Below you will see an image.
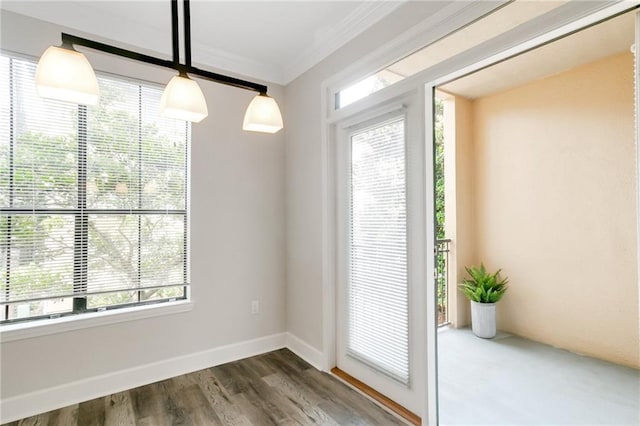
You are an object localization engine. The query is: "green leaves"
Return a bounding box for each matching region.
[434,98,445,240]
[459,263,508,303]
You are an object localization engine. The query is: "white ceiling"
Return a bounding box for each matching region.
[0,0,407,85]
[440,10,635,99]
[387,0,569,79]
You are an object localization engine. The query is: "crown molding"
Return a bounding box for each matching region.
[192,41,285,86]
[282,0,407,84]
[193,0,409,85]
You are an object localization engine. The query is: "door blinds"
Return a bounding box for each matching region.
[348,117,409,384]
[0,54,189,321]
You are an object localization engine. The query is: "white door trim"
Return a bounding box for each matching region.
[635,10,640,380]
[334,92,427,413]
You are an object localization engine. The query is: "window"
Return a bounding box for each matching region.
[0,54,189,323]
[336,70,404,109]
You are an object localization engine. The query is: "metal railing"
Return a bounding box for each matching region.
[436,239,451,326]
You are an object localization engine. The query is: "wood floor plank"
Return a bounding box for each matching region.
[332,367,419,425]
[177,384,223,425]
[104,391,135,426]
[263,372,339,425]
[259,353,323,400]
[267,350,311,377]
[15,413,49,426]
[232,393,279,426]
[254,350,404,425]
[211,362,247,396]
[77,397,106,426]
[157,379,194,426]
[252,377,310,425]
[242,355,277,379]
[129,382,166,425]
[48,405,78,426]
[135,419,158,426]
[169,371,199,392]
[194,368,252,426]
[5,349,409,426]
[219,359,307,424]
[304,368,405,425]
[16,405,78,426]
[225,362,291,424]
[317,399,369,426]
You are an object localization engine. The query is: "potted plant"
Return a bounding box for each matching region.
[459,263,508,338]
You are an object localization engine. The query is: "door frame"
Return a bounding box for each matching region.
[334,93,428,414]
[320,2,640,424]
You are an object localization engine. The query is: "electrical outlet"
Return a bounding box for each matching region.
[251,300,259,315]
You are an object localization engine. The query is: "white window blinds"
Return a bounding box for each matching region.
[0,54,189,322]
[348,117,409,384]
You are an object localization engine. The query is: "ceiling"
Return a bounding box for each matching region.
[387,0,569,79]
[439,10,635,99]
[0,0,407,85]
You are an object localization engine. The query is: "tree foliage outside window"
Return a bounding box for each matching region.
[434,98,445,240]
[434,97,448,324]
[0,55,189,322]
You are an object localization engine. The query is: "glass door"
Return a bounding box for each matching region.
[335,91,427,417]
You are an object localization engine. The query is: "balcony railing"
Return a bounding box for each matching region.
[436,239,451,326]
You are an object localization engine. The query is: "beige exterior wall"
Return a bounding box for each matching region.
[442,93,476,328]
[469,51,638,368]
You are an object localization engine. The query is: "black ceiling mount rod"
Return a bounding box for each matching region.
[183,0,192,68]
[171,0,179,65]
[60,0,268,94]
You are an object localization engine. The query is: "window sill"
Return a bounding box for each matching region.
[0,300,194,343]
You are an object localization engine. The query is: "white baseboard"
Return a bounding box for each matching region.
[285,332,325,371]
[0,332,287,424]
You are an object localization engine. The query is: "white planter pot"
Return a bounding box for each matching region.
[470,301,497,338]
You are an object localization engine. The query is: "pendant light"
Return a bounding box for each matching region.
[243,93,284,134]
[34,0,283,133]
[35,45,99,106]
[160,72,208,123]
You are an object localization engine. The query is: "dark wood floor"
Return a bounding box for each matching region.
[5,349,407,425]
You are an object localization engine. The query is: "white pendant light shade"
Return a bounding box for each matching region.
[35,46,100,105]
[159,74,208,123]
[242,94,283,134]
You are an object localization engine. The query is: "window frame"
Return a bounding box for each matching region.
[0,52,192,330]
[0,298,193,342]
